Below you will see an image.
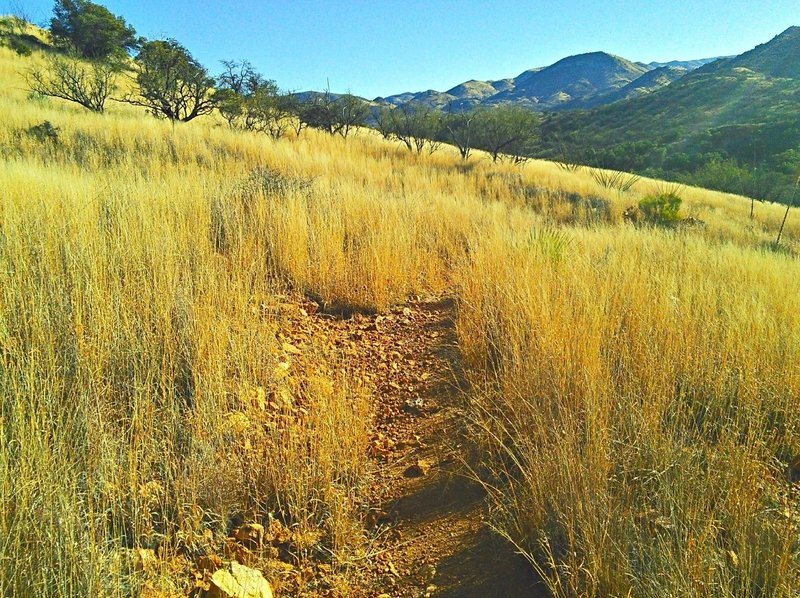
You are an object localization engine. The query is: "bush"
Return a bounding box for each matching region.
[8,37,32,56]
[639,192,682,224]
[27,121,60,143]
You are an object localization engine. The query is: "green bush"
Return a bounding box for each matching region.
[638,192,682,224]
[8,37,32,56]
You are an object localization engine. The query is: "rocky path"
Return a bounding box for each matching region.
[284,296,543,597]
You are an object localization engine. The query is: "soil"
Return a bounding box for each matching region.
[286,296,545,597]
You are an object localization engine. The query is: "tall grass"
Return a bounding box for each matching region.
[1,38,799,596]
[0,153,380,594]
[457,227,800,596]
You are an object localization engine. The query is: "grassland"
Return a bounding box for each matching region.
[1,35,799,597]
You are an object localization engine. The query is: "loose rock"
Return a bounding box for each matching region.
[206,561,273,598]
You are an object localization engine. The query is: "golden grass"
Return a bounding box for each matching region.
[1,37,799,596]
[457,227,800,595]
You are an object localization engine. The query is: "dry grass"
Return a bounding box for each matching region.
[1,36,799,596]
[457,227,800,596]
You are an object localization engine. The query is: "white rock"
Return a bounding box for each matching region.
[207,561,273,598]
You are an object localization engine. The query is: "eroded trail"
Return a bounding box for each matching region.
[281,296,541,597]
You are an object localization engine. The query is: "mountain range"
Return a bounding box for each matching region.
[538,26,800,202]
[364,26,800,203]
[374,53,722,111]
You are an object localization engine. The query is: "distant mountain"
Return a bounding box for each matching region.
[375,52,721,112]
[644,57,726,70]
[539,26,800,202]
[487,52,648,109]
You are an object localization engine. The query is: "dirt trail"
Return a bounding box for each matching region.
[291,296,543,597]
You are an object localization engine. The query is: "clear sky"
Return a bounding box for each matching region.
[12,0,800,99]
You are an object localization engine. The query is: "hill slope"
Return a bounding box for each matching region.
[2,23,800,598]
[562,65,688,109]
[540,26,800,201]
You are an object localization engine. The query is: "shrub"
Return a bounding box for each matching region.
[591,169,640,192]
[26,55,118,113]
[639,192,682,224]
[27,120,60,143]
[8,36,32,56]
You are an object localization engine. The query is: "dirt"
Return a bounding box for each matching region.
[285,296,544,597]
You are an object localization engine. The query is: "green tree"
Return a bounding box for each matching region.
[473,105,540,163]
[297,90,337,135]
[122,39,216,122]
[332,93,369,138]
[298,90,369,138]
[50,0,138,59]
[443,103,478,160]
[382,102,443,154]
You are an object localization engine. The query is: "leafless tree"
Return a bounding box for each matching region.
[27,55,118,113]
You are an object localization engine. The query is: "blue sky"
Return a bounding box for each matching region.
[13,0,800,98]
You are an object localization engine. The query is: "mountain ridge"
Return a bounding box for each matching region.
[374,51,725,111]
[538,25,800,202]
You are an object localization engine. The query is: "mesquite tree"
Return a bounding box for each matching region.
[122,39,216,122]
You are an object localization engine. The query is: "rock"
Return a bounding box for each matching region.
[402,398,426,415]
[232,523,265,549]
[207,561,273,598]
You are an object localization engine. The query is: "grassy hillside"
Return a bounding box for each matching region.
[541,27,800,202]
[2,30,800,597]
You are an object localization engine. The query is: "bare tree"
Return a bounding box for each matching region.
[375,107,395,140]
[27,55,117,113]
[775,174,800,248]
[215,60,295,139]
[7,0,32,34]
[380,101,443,154]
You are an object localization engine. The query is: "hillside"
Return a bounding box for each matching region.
[563,64,688,109]
[540,26,800,201]
[377,51,721,112]
[3,14,800,598]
